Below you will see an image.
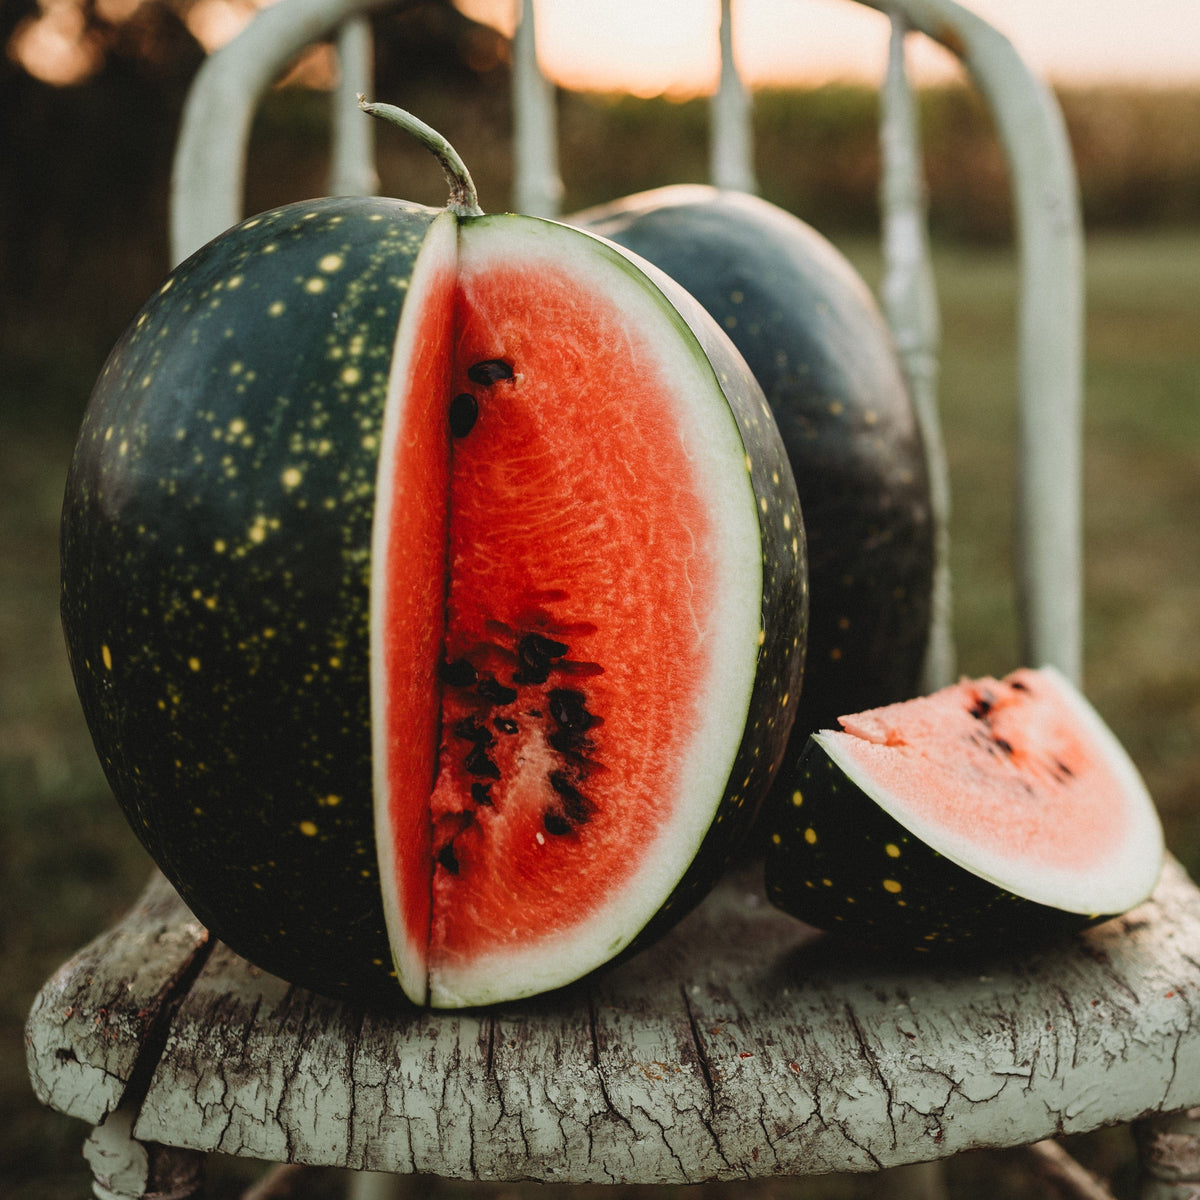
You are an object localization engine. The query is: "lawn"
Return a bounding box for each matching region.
[2,225,1197,1198]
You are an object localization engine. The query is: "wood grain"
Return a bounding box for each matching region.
[27,857,1200,1183]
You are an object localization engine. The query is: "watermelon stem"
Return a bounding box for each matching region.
[358,96,484,218]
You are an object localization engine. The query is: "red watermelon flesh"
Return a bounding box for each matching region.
[373,214,776,1006]
[817,666,1163,915]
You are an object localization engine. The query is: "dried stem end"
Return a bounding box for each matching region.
[358,95,484,218]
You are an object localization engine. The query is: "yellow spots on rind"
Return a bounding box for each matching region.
[804,827,817,845]
[883,878,903,894]
[187,656,202,672]
[101,644,113,670]
[299,820,319,837]
[885,843,902,858]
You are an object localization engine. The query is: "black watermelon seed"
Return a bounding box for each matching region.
[439,658,477,688]
[549,688,595,732]
[471,782,494,807]
[477,677,519,706]
[1056,758,1075,778]
[549,728,590,756]
[449,392,478,438]
[467,359,514,385]
[543,810,573,837]
[454,717,494,747]
[513,633,570,684]
[969,696,993,720]
[548,770,594,824]
[437,844,460,874]
[494,717,519,734]
[465,744,501,779]
[994,737,1014,756]
[525,633,570,659]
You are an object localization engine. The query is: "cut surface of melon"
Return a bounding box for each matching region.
[817,666,1163,915]
[372,214,764,1006]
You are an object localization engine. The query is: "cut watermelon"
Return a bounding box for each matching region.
[369,211,802,1005]
[61,153,806,1004]
[765,667,1164,954]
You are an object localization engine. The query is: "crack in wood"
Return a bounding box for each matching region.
[633,1104,690,1181]
[484,1013,496,1078]
[119,922,216,1126]
[1054,983,1083,1070]
[844,1003,899,1149]
[679,984,718,1116]
[585,997,634,1135]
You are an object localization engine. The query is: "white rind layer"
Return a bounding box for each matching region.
[370,210,460,1005]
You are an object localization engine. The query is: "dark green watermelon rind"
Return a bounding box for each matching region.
[575,186,933,744]
[61,196,441,1004]
[763,737,1114,957]
[601,238,809,955]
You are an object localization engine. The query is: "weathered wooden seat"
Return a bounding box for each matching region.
[25,856,1200,1196]
[26,1,1200,1197]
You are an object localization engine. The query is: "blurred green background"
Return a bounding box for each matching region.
[2,1,1198,1196]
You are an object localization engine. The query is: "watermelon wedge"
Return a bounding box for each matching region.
[60,119,806,1006]
[765,667,1164,955]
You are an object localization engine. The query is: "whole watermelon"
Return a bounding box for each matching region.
[61,174,806,1007]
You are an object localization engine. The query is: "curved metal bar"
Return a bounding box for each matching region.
[330,16,380,198]
[710,0,757,193]
[879,11,953,692]
[170,0,1083,688]
[512,0,562,216]
[860,0,1086,684]
[170,0,397,265]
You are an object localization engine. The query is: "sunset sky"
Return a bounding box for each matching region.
[11,0,1200,92]
[460,0,1200,96]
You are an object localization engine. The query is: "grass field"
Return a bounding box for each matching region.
[2,225,1197,1198]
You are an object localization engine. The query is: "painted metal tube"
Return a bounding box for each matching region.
[860,0,1085,685]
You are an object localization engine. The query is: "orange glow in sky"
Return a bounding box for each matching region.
[11,0,1200,91]
[461,0,1200,96]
